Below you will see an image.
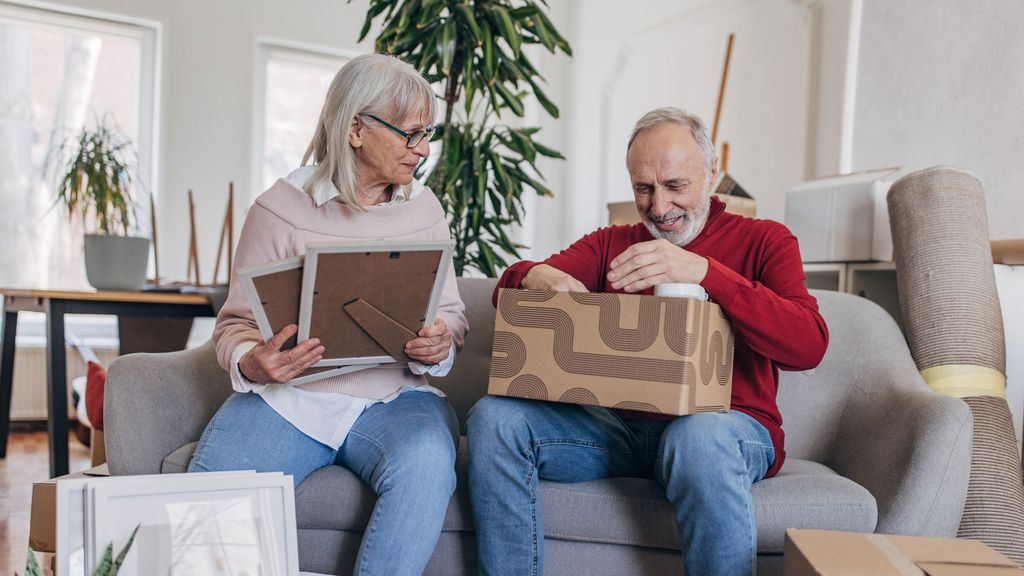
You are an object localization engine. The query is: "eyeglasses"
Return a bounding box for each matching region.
[361,114,434,148]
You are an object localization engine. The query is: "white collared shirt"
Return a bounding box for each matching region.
[229,166,456,449]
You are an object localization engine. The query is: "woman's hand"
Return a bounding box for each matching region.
[405,319,452,366]
[239,324,324,384]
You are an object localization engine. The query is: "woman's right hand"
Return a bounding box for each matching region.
[239,324,325,384]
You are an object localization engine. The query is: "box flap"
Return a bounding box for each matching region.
[887,535,1017,568]
[991,239,1024,265]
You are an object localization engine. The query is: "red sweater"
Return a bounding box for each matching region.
[495,198,829,477]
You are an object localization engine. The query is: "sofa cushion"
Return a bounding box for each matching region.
[165,442,876,555]
[162,441,196,473]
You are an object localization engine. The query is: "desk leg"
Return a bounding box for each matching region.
[0,308,18,458]
[46,299,69,477]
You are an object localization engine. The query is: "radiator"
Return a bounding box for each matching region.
[9,345,120,421]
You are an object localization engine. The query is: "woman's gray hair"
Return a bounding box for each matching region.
[627,107,716,176]
[301,53,437,207]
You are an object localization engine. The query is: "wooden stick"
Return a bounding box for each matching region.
[212,182,236,286]
[721,141,730,174]
[188,189,200,286]
[150,194,160,286]
[213,205,227,286]
[227,182,234,280]
[711,33,735,146]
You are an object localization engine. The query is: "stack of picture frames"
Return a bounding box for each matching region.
[237,241,454,385]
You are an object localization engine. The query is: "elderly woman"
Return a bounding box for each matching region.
[188,53,467,576]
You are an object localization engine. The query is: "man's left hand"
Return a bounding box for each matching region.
[405,319,452,365]
[607,239,709,293]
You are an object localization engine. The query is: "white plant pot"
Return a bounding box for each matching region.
[84,234,151,291]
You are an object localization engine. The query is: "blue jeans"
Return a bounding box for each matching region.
[466,396,775,576]
[188,390,459,576]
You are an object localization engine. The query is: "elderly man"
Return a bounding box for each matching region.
[466,107,829,575]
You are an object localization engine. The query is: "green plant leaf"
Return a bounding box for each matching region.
[95,543,114,576]
[454,4,483,45]
[111,523,141,574]
[24,547,43,576]
[366,0,571,277]
[489,6,520,58]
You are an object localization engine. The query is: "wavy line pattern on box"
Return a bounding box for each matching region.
[559,387,600,406]
[568,293,660,351]
[506,374,549,400]
[491,331,527,378]
[612,401,663,414]
[498,290,693,384]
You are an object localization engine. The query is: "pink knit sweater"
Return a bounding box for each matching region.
[214,178,468,399]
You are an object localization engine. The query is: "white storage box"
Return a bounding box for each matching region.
[785,168,897,262]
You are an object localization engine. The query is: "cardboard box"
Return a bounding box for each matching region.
[784,529,1024,575]
[488,289,734,415]
[28,464,109,553]
[785,168,897,263]
[992,239,1024,265]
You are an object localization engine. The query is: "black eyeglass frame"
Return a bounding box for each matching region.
[361,113,435,148]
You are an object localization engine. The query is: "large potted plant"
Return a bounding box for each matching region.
[359,0,572,276]
[53,122,150,291]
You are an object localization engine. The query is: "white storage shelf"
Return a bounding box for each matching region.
[804,261,903,332]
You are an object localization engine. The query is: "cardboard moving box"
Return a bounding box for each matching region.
[488,289,734,415]
[29,464,109,553]
[784,529,1024,575]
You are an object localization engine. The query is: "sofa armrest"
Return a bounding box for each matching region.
[830,379,972,536]
[105,341,232,476]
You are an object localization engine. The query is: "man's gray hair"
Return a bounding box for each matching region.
[301,53,437,207]
[627,107,716,175]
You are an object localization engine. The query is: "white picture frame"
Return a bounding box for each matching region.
[57,471,298,576]
[297,240,454,367]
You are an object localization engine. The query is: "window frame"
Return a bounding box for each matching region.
[250,37,362,201]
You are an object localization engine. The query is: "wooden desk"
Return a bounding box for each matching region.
[0,288,215,477]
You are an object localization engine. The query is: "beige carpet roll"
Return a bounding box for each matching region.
[888,166,1024,564]
[888,167,1004,374]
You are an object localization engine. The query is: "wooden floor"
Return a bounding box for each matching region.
[0,428,91,575]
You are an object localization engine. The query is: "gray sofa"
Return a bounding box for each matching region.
[105,278,972,575]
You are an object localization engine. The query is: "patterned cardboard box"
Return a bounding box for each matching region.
[488,289,734,415]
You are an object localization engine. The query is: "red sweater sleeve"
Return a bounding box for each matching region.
[700,227,829,371]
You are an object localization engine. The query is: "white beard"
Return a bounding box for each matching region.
[642,192,711,247]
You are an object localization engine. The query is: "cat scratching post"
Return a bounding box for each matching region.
[888,166,1024,564]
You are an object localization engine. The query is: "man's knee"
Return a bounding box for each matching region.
[466,395,529,441]
[660,413,743,476]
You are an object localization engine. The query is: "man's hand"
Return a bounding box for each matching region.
[607,238,709,293]
[239,324,324,384]
[521,264,589,292]
[406,319,452,365]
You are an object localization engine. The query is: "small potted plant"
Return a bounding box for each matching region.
[53,120,150,291]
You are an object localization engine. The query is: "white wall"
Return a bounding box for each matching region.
[850,0,1024,240]
[33,0,375,282]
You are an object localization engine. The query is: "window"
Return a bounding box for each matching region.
[253,41,356,197]
[0,2,158,290]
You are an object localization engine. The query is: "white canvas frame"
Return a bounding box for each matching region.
[57,471,297,576]
[297,240,454,367]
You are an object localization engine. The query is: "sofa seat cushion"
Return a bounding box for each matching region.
[162,441,196,473]
[164,442,877,555]
[282,447,877,554]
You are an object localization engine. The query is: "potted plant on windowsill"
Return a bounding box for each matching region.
[53,121,150,291]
